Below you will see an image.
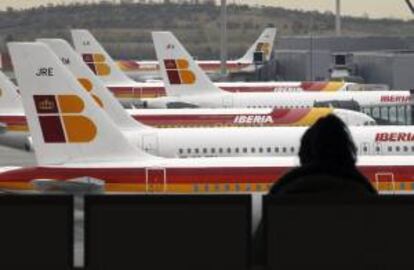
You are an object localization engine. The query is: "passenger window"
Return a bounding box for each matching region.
[211,148,216,154]
[195,148,199,154]
[275,147,279,153]
[187,149,192,154]
[388,146,392,152]
[404,146,408,152]
[243,147,247,153]
[259,147,263,153]
[396,146,400,152]
[227,148,231,153]
[179,148,183,154]
[219,148,223,153]
[203,148,207,154]
[363,146,368,153]
[267,147,271,153]
[235,148,239,153]
[251,148,256,153]
[282,147,287,153]
[376,146,380,152]
[290,147,295,153]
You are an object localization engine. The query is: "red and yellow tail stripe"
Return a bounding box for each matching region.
[301,81,345,92]
[132,108,334,128]
[82,53,111,76]
[34,95,97,143]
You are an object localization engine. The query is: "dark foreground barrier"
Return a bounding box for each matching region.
[264,196,414,270]
[85,195,251,270]
[0,195,73,270]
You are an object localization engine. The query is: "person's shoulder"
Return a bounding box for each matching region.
[269,164,377,195]
[269,166,314,194]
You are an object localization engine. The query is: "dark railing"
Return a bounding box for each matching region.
[1,194,414,269]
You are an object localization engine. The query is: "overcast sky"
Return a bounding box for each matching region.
[0,0,413,20]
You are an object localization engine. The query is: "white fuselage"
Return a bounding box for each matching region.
[124,125,414,158]
[0,107,375,151]
[3,115,411,159]
[121,59,255,81]
[144,91,411,109]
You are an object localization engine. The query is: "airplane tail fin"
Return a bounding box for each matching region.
[70,29,136,85]
[152,31,223,96]
[0,71,23,113]
[238,27,277,63]
[37,38,146,131]
[8,42,148,166]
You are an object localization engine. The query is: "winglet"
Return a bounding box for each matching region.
[38,38,146,131]
[71,29,136,85]
[8,42,147,165]
[152,31,223,97]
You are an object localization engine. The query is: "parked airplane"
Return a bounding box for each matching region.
[6,42,411,160]
[1,43,412,195]
[142,31,411,110]
[0,50,373,152]
[70,29,357,103]
[109,27,277,80]
[128,107,376,128]
[7,42,412,161]
[38,38,376,130]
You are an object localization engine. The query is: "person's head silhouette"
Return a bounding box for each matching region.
[299,114,357,168]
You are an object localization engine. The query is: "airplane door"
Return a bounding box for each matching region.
[222,96,234,108]
[375,172,395,194]
[142,134,159,155]
[146,168,166,193]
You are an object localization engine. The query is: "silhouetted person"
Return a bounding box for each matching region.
[270,114,377,195]
[253,115,376,268]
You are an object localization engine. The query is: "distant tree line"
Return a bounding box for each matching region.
[0,1,414,59]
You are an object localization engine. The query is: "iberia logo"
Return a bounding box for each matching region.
[34,95,97,143]
[82,53,111,76]
[77,78,103,108]
[164,59,196,85]
[255,42,271,57]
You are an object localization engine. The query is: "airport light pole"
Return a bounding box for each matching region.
[335,0,342,36]
[220,0,228,77]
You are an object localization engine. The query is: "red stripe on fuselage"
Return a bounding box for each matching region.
[0,165,412,187]
[110,85,288,100]
[0,115,27,126]
[108,87,166,99]
[198,62,250,72]
[132,108,312,127]
[301,82,328,91]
